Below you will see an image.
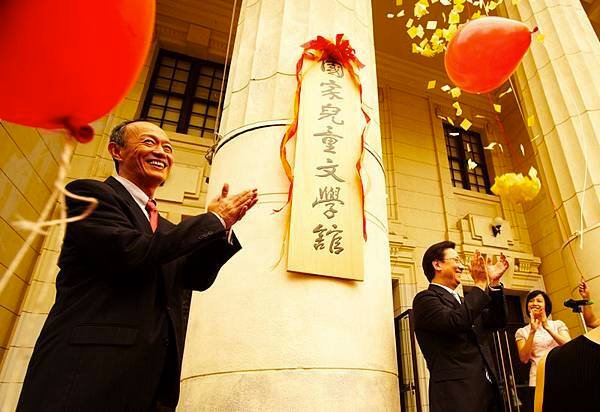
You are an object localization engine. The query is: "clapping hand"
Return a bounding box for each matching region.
[469,251,489,290]
[487,252,509,286]
[207,183,258,229]
[529,310,542,332]
[579,277,591,300]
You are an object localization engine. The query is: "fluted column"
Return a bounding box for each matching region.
[179,0,399,410]
[504,1,600,317]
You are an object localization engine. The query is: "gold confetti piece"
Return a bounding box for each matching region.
[406,18,414,28]
[440,0,451,5]
[414,2,430,18]
[419,38,429,47]
[427,80,437,89]
[386,13,395,18]
[447,117,455,126]
[449,132,460,136]
[474,114,487,119]
[498,87,513,98]
[536,33,545,43]
[431,0,439,3]
[441,84,451,92]
[498,143,504,153]
[426,20,438,30]
[460,119,472,130]
[448,10,460,24]
[484,142,497,150]
[412,43,420,53]
[471,11,481,19]
[397,10,405,17]
[454,4,465,13]
[488,1,498,10]
[407,26,418,39]
[466,143,472,152]
[442,12,447,23]
[416,25,425,38]
[450,87,461,98]
[468,158,478,170]
[520,144,525,156]
[452,101,463,116]
[527,115,535,127]
[396,0,403,5]
[494,104,502,113]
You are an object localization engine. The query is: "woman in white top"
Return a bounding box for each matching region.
[516,290,571,386]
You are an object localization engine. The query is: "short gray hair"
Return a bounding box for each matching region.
[109,119,141,172]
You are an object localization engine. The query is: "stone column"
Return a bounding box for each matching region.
[503,1,600,323]
[179,0,399,410]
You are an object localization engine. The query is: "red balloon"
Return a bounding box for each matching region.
[0,1,155,142]
[444,17,532,94]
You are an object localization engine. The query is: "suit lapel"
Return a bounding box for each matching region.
[429,284,461,308]
[105,176,153,233]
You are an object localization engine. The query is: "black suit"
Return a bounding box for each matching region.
[412,284,507,412]
[17,177,241,411]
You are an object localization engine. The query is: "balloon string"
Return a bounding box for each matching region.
[0,134,98,296]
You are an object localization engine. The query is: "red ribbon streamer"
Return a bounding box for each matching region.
[278,34,370,240]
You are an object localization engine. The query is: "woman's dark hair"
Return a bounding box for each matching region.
[525,290,552,317]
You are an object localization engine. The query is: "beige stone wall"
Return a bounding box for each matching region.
[0,124,63,368]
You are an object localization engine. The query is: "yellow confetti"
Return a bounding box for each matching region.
[419,38,429,48]
[494,104,502,113]
[527,115,535,127]
[447,117,455,126]
[471,11,482,19]
[416,25,425,38]
[484,142,497,150]
[440,0,451,5]
[466,143,472,152]
[407,26,419,39]
[406,18,414,28]
[536,33,545,43]
[427,80,437,89]
[474,114,487,119]
[460,119,472,130]
[414,1,430,18]
[448,10,460,24]
[468,158,478,170]
[498,143,504,153]
[396,0,403,5]
[450,87,461,98]
[442,12,447,23]
[412,43,421,53]
[498,87,513,98]
[491,167,541,203]
[453,4,465,13]
[426,20,438,30]
[441,84,451,92]
[488,1,498,10]
[520,144,525,156]
[386,13,395,18]
[431,0,439,3]
[397,10,405,17]
[452,101,463,116]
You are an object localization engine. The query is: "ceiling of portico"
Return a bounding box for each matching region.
[156,0,599,69]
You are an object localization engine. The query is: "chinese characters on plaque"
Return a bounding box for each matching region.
[287,59,365,281]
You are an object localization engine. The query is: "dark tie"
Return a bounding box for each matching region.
[145,199,158,232]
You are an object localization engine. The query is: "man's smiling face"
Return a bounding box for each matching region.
[110,121,174,195]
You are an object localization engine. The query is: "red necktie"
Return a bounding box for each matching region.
[145,199,158,232]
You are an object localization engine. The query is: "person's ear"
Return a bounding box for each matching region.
[432,260,443,272]
[108,142,124,162]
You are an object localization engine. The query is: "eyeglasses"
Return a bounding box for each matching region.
[441,257,465,266]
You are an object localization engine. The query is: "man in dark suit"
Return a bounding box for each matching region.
[17,120,258,411]
[412,241,509,412]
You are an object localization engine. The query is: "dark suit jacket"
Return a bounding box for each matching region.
[412,283,507,412]
[17,177,241,411]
